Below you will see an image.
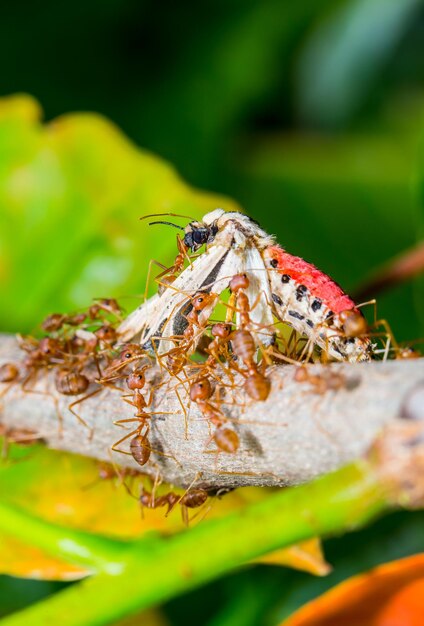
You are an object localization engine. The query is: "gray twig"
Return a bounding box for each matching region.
[1,333,423,489]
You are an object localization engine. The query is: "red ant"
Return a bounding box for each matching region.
[88,298,123,321]
[41,312,87,332]
[18,336,64,387]
[160,291,217,376]
[190,377,239,453]
[226,274,271,401]
[53,367,98,432]
[95,324,118,348]
[18,334,101,432]
[112,367,178,468]
[205,323,233,368]
[139,486,208,524]
[0,363,19,383]
[99,344,148,382]
[0,425,42,459]
[293,365,347,395]
[338,309,369,338]
[82,460,141,491]
[156,236,191,295]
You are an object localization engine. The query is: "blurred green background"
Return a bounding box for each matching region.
[1,0,424,623]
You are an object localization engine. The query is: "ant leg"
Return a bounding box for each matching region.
[114,412,177,428]
[21,370,65,435]
[144,257,168,301]
[174,386,189,440]
[111,426,142,454]
[68,387,102,436]
[166,472,203,519]
[112,423,181,467]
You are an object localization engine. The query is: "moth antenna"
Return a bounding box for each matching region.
[139,212,195,221]
[148,221,185,230]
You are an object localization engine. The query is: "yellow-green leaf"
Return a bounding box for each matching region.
[0,93,239,332]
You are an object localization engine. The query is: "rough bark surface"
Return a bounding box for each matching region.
[1,333,423,489]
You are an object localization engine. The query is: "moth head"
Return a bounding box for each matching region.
[183,223,210,252]
[183,211,224,252]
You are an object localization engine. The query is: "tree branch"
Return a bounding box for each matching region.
[1,333,423,490]
[354,240,424,300]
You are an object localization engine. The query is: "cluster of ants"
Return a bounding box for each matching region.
[0,237,421,521]
[0,290,228,520]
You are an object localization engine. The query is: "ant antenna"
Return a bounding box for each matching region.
[140,212,195,221]
[148,221,185,230]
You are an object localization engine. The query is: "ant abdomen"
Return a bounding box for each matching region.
[158,275,177,296]
[180,488,208,508]
[244,373,271,401]
[130,434,151,466]
[0,363,19,383]
[213,427,239,453]
[55,370,90,396]
[41,313,65,332]
[339,310,369,338]
[231,330,256,363]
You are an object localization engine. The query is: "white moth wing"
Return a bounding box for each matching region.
[240,247,275,347]
[142,243,244,355]
[117,293,160,343]
[265,263,327,352]
[117,246,228,347]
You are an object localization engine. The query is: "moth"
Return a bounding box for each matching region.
[118,209,371,362]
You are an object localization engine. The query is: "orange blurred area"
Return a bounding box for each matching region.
[282,554,424,626]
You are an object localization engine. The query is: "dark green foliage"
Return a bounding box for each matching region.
[0,0,423,623]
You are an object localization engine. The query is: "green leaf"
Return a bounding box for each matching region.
[296,0,424,126]
[0,461,390,626]
[0,94,238,333]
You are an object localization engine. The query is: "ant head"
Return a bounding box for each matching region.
[119,344,142,361]
[211,323,232,339]
[126,368,147,390]
[191,292,214,311]
[38,337,60,355]
[190,378,212,402]
[96,325,117,342]
[229,273,249,293]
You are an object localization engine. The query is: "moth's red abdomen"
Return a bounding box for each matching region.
[263,245,371,362]
[265,246,357,314]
